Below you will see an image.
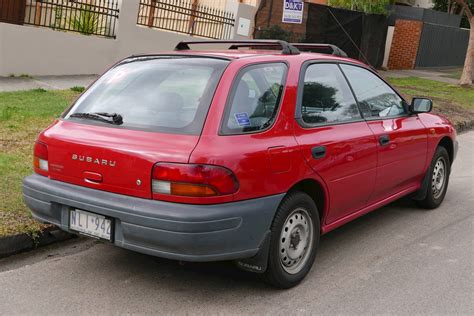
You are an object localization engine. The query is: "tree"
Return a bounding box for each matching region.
[454,0,473,85]
[433,0,473,30]
[327,0,390,15]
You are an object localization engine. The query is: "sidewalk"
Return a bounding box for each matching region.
[1,69,462,93]
[379,69,460,85]
[0,75,98,92]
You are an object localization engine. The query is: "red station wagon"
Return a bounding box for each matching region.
[23,40,458,288]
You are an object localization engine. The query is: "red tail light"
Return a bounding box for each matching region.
[33,141,49,174]
[152,163,239,198]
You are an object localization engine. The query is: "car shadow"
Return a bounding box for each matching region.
[98,196,424,293]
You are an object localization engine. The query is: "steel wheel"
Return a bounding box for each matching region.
[279,208,314,275]
[432,157,447,199]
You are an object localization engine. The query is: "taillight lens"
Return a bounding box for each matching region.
[152,163,239,197]
[33,141,49,173]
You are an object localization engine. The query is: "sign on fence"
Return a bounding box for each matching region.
[282,0,304,24]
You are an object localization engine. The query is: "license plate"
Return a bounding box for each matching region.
[69,209,112,241]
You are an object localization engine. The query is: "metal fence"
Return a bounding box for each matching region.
[23,0,120,38]
[137,0,235,40]
[415,23,469,68]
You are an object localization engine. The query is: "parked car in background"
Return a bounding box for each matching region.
[23,40,457,288]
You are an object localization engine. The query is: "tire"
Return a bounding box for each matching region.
[262,191,320,289]
[416,146,451,209]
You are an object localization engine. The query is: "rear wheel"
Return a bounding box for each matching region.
[262,191,320,288]
[416,146,450,209]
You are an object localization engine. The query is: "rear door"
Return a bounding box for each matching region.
[340,64,428,202]
[294,62,378,224]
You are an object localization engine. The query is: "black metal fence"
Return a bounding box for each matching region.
[137,0,235,40]
[23,0,120,38]
[415,23,469,68]
[306,4,388,68]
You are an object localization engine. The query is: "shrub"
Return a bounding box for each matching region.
[70,86,86,93]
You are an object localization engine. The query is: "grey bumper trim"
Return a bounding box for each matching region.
[23,174,284,262]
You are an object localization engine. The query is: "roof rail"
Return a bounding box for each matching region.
[292,43,348,57]
[227,42,348,58]
[174,40,300,55]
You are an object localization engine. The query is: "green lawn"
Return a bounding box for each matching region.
[0,78,473,238]
[387,77,474,127]
[0,89,80,237]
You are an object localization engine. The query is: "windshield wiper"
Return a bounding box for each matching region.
[69,112,123,125]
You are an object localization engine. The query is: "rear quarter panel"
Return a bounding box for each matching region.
[190,55,323,203]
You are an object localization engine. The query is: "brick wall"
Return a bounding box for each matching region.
[255,0,324,41]
[387,19,423,70]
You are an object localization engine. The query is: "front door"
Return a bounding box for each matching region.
[340,64,428,202]
[294,63,378,224]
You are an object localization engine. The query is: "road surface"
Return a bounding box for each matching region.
[1,132,473,314]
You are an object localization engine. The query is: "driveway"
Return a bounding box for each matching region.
[1,132,473,314]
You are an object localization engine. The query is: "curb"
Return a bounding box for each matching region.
[0,226,74,259]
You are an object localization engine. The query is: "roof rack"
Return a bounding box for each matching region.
[174,40,300,55]
[293,43,348,57]
[227,42,348,58]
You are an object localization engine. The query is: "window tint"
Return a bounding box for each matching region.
[340,64,406,118]
[301,64,361,125]
[65,57,229,135]
[222,63,287,134]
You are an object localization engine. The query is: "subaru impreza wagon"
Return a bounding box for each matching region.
[23,40,457,288]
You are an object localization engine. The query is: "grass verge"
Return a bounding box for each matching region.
[0,79,473,238]
[387,77,474,128]
[0,89,80,237]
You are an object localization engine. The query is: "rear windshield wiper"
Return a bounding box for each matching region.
[69,112,123,125]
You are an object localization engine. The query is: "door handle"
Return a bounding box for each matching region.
[311,146,326,159]
[379,135,390,146]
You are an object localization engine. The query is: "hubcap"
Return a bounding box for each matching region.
[432,157,446,199]
[279,208,314,275]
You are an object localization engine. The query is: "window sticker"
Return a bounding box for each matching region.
[234,112,251,127]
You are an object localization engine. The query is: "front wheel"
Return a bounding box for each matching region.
[262,191,320,289]
[416,146,451,209]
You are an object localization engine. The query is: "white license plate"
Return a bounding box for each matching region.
[70,209,112,241]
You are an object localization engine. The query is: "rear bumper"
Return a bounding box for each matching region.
[23,174,284,262]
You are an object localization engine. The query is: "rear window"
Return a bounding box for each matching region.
[64,56,229,135]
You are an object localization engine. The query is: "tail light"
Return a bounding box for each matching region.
[152,163,239,198]
[33,141,49,174]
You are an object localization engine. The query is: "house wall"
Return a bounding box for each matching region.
[255,0,312,41]
[387,19,423,70]
[0,0,255,76]
[413,0,433,9]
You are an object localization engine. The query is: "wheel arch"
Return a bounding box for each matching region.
[287,178,327,225]
[437,136,454,165]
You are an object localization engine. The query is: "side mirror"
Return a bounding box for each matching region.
[409,97,432,114]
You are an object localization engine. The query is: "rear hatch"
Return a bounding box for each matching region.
[42,55,229,199]
[43,121,199,199]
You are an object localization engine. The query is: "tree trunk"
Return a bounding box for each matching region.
[460,17,474,86]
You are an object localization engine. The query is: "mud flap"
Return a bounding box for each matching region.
[413,167,430,201]
[235,231,271,274]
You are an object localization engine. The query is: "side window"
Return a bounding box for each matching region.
[340,64,406,118]
[301,63,361,125]
[222,63,287,134]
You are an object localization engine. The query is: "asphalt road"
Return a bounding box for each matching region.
[1,132,473,314]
